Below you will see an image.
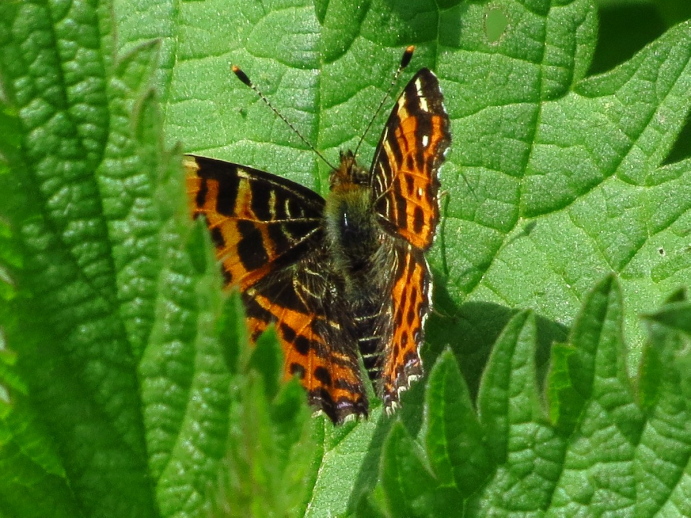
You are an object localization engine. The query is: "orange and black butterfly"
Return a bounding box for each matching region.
[185,48,450,424]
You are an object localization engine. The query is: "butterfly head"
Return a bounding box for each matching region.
[329,150,369,193]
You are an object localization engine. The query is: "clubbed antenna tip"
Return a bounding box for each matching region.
[231,65,252,87]
[401,46,415,68]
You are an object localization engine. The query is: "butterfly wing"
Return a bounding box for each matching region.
[370,68,450,250]
[243,258,368,423]
[185,155,368,423]
[186,155,325,289]
[368,69,450,407]
[378,244,430,407]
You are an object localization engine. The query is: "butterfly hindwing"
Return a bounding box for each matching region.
[244,260,368,423]
[379,244,430,407]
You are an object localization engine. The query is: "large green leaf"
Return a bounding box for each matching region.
[371,277,691,516]
[0,0,689,516]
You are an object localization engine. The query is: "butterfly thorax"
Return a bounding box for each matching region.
[324,151,383,298]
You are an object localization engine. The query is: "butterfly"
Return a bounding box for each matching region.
[185,48,450,424]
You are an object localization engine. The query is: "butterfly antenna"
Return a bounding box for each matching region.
[231,65,338,171]
[352,45,415,158]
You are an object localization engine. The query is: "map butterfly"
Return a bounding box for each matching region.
[185,47,450,424]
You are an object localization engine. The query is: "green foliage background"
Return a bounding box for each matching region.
[0,0,690,516]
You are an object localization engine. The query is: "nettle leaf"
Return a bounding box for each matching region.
[214,315,318,518]
[370,276,691,516]
[637,292,691,516]
[1,0,690,516]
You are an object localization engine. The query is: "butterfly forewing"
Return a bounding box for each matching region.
[185,155,324,290]
[370,69,450,250]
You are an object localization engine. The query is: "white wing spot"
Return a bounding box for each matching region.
[415,78,429,112]
[417,187,424,197]
[421,134,429,147]
[419,97,429,112]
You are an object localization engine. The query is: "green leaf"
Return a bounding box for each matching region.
[636,292,691,516]
[425,349,491,497]
[247,327,283,401]
[215,326,317,518]
[373,275,691,516]
[380,421,460,517]
[549,276,644,514]
[473,311,564,512]
[1,0,161,514]
[644,299,691,335]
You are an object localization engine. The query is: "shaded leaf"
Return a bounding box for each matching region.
[425,349,491,497]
